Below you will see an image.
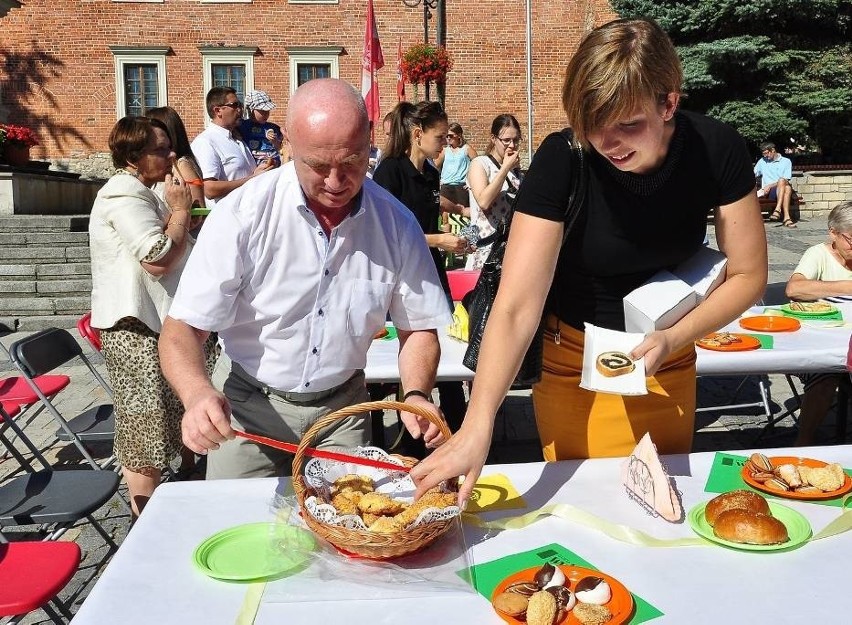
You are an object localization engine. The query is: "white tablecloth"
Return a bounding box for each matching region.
[72,445,852,624]
[366,304,852,383]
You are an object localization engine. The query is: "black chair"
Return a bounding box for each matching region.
[0,404,121,549]
[8,328,115,470]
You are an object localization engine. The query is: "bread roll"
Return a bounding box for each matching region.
[704,490,769,526]
[595,351,635,377]
[713,509,789,545]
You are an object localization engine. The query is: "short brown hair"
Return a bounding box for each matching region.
[108,116,168,169]
[205,86,237,119]
[561,18,683,148]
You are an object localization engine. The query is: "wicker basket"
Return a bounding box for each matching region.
[292,400,456,560]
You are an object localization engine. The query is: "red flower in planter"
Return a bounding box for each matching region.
[1,123,40,149]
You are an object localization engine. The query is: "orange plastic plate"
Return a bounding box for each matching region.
[742,456,852,500]
[738,315,800,332]
[696,333,761,352]
[491,565,635,625]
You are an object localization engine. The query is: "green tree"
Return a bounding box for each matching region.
[611,0,852,162]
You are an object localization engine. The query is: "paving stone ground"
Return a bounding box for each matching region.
[3,214,849,624]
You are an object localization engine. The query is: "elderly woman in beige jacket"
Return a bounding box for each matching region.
[89,116,216,517]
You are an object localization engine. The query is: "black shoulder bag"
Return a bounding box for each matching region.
[462,129,588,386]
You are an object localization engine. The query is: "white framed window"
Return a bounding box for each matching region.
[286,47,343,94]
[110,46,169,119]
[199,46,257,121]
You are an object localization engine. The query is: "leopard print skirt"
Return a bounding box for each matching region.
[100,317,219,470]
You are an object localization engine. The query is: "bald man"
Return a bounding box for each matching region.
[159,79,451,479]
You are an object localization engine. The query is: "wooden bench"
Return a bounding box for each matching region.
[758,191,805,220]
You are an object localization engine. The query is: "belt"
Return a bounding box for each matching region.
[231,363,358,404]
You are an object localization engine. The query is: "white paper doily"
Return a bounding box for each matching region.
[302,447,459,531]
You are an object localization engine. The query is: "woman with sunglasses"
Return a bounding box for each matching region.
[435,123,477,224]
[464,114,524,270]
[373,101,470,448]
[89,117,217,518]
[412,19,766,507]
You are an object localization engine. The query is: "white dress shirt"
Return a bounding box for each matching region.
[168,163,451,392]
[190,123,256,211]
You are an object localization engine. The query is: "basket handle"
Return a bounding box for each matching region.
[291,400,452,482]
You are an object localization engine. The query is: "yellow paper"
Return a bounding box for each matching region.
[464,473,526,513]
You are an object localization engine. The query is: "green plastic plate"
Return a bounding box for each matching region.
[688,501,811,552]
[193,522,315,582]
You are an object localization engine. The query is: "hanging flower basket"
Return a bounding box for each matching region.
[400,44,453,86]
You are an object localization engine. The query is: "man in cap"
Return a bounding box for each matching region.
[240,89,285,166]
[159,78,451,479]
[191,86,275,210]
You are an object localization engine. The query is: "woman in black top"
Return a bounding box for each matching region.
[373,101,470,443]
[412,19,767,507]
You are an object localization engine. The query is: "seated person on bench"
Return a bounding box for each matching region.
[754,141,796,227]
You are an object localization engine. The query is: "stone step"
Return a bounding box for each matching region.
[0,263,91,280]
[0,279,91,295]
[11,314,82,332]
[0,296,89,316]
[0,215,90,232]
[0,247,90,263]
[0,231,90,246]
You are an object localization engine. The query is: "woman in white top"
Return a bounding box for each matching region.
[465,114,523,269]
[786,200,852,446]
[89,117,216,517]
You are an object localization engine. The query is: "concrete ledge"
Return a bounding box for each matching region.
[0,171,102,215]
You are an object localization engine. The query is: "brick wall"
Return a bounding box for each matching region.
[0,0,617,170]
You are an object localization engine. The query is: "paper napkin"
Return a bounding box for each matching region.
[581,323,647,395]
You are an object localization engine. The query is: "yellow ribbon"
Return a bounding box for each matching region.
[236,582,265,625]
[464,495,852,547]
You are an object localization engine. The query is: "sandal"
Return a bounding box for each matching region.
[769,209,782,222]
[783,219,797,228]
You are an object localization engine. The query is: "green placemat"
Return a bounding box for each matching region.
[744,333,773,349]
[778,308,843,321]
[459,543,663,623]
[704,452,852,508]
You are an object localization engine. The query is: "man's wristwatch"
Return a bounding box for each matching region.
[403,389,433,403]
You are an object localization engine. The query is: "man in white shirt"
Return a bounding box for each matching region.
[190,86,275,210]
[160,79,451,479]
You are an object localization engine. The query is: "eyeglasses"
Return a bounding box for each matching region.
[446,134,459,140]
[497,136,521,146]
[836,231,852,246]
[219,101,243,110]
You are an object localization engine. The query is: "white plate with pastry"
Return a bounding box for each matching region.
[580,323,647,395]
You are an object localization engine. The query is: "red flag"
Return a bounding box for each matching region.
[397,38,406,102]
[361,0,384,124]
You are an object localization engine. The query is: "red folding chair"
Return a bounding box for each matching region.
[76,311,102,352]
[446,269,480,302]
[0,539,81,624]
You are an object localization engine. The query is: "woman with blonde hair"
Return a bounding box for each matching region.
[412,18,767,506]
[464,114,523,269]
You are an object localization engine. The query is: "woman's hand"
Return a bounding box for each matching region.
[629,330,675,377]
[409,420,492,507]
[501,147,520,172]
[164,173,193,213]
[436,233,470,254]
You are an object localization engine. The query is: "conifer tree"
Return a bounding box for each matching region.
[611,0,852,162]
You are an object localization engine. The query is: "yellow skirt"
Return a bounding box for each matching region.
[532,316,696,460]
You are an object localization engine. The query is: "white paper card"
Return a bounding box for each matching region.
[580,323,647,395]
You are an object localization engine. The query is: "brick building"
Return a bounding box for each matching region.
[1,0,615,174]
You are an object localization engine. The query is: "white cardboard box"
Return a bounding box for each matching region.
[672,246,728,302]
[623,270,697,334]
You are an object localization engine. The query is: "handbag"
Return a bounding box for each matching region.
[462,129,588,386]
